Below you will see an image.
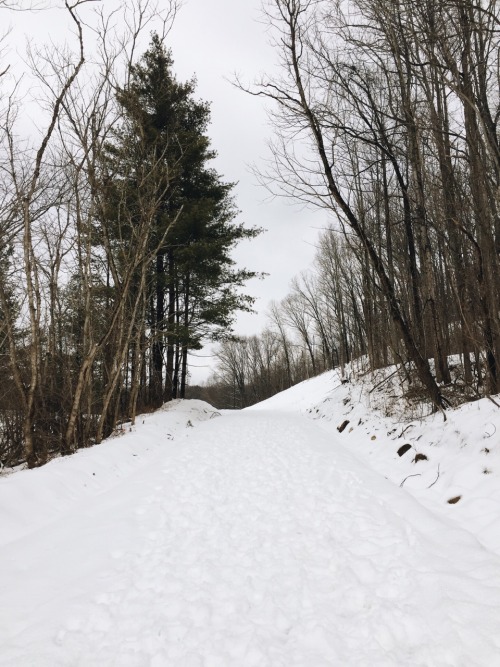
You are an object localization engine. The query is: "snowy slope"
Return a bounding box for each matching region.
[2,389,500,665]
[251,369,500,557]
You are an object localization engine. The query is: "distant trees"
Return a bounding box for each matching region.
[210,228,360,409]
[0,3,258,467]
[210,332,294,409]
[231,0,500,413]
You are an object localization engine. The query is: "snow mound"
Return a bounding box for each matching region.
[247,370,340,413]
[0,399,218,548]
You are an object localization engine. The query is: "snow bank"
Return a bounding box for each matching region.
[250,368,500,556]
[0,399,219,547]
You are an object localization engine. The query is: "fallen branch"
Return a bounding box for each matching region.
[427,464,441,489]
[400,473,422,488]
[484,423,496,438]
[486,395,500,408]
[369,366,401,394]
[398,424,414,439]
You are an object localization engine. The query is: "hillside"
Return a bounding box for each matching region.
[1,372,500,665]
[251,367,500,557]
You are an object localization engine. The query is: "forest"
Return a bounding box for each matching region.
[2,0,500,466]
[0,0,258,467]
[201,0,500,414]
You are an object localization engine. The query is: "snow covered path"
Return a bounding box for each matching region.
[2,408,500,666]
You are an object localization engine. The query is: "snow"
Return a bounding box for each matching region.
[2,378,500,665]
[251,369,500,556]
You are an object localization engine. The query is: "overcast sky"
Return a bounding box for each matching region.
[7,0,327,383]
[168,0,327,381]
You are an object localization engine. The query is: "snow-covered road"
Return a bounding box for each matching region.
[2,407,500,666]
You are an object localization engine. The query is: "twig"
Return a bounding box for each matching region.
[486,395,500,408]
[400,473,422,487]
[484,423,496,438]
[427,464,441,489]
[398,424,414,439]
[369,366,401,394]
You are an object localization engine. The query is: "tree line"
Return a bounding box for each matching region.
[207,0,500,412]
[0,1,258,467]
[199,229,368,409]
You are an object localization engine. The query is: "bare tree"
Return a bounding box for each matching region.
[248,0,457,412]
[0,0,87,466]
[0,0,182,465]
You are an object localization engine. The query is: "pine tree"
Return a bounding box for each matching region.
[101,34,260,406]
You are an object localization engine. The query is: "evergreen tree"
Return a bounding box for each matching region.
[101,34,260,406]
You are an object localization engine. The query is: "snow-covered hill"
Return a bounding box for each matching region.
[1,374,500,666]
[251,368,500,556]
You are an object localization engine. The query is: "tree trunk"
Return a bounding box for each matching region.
[164,249,176,402]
